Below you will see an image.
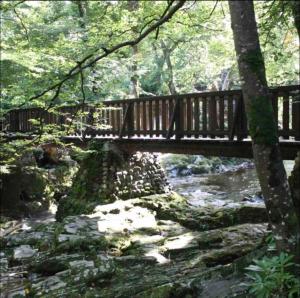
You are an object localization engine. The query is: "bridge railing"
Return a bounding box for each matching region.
[3,85,300,141]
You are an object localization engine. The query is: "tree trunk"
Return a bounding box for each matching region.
[128,0,140,98]
[161,40,177,95]
[228,0,300,260]
[289,152,300,220]
[291,1,300,40]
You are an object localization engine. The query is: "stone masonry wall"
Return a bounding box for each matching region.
[95,142,170,201]
[56,142,170,220]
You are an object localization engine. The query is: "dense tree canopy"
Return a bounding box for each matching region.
[1,0,299,114]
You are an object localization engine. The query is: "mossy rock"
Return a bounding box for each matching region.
[56,197,98,221]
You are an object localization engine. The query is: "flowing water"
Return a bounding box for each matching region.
[168,160,294,208]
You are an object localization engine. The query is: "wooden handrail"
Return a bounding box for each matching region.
[2,85,300,142]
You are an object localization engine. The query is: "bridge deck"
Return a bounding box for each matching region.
[59,136,298,160]
[2,85,300,159]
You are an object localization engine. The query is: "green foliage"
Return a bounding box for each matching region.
[1,0,298,116]
[245,253,300,298]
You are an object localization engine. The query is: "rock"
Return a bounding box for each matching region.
[160,154,253,177]
[1,192,270,297]
[0,149,78,219]
[135,192,267,231]
[0,257,8,273]
[69,260,94,270]
[32,254,83,275]
[13,245,37,260]
[57,234,85,243]
[5,231,52,247]
[32,276,67,294]
[7,288,27,298]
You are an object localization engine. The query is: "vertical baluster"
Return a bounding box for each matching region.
[136,101,140,137]
[10,110,13,131]
[149,100,153,137]
[174,97,183,139]
[219,96,225,138]
[202,97,207,138]
[20,110,24,132]
[227,96,233,139]
[186,97,192,137]
[162,99,167,137]
[194,96,200,138]
[142,101,147,136]
[282,93,289,139]
[155,99,160,137]
[168,99,174,138]
[127,102,134,138]
[111,104,116,136]
[208,96,217,138]
[292,92,300,140]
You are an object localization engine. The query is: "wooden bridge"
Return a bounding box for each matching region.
[2,85,300,159]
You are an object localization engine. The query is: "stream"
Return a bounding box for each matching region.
[168,160,294,208]
[6,159,295,233]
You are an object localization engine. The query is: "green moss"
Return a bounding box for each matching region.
[54,237,108,254]
[248,96,278,145]
[56,142,108,220]
[241,49,266,82]
[55,198,97,221]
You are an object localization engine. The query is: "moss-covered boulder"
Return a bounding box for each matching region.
[0,191,269,298]
[160,154,252,177]
[0,148,78,219]
[135,192,268,231]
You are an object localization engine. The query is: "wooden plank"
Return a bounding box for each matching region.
[155,99,160,136]
[292,93,300,140]
[167,98,180,139]
[282,94,289,139]
[179,98,184,139]
[168,99,174,138]
[111,104,116,135]
[208,96,217,138]
[142,101,147,135]
[149,100,153,137]
[229,95,240,141]
[119,102,133,138]
[202,97,207,137]
[194,97,200,138]
[219,96,225,138]
[162,99,167,137]
[186,97,192,137]
[136,102,140,137]
[228,96,233,136]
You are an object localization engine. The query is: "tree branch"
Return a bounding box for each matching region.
[13,8,30,42]
[1,0,26,12]
[18,0,185,109]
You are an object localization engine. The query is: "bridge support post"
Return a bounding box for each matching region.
[119,102,134,138]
